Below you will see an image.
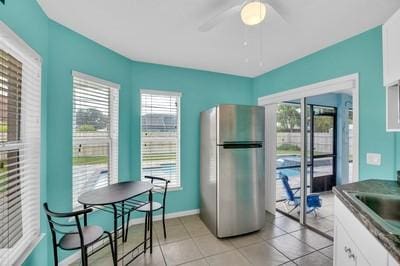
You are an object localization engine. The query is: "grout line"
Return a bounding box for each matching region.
[316,245,334,260]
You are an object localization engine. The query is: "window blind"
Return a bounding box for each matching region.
[141,90,181,188]
[0,30,41,265]
[72,73,118,210]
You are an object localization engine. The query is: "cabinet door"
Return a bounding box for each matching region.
[386,84,400,131]
[383,8,400,86]
[334,221,357,266]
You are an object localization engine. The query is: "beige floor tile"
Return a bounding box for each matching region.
[294,251,333,266]
[239,242,290,266]
[206,250,251,266]
[259,223,287,240]
[180,214,202,225]
[229,232,264,248]
[125,226,160,249]
[161,239,203,266]
[154,217,182,231]
[193,234,234,256]
[273,216,303,233]
[280,262,296,266]
[266,234,315,260]
[306,218,334,232]
[87,246,116,266]
[319,245,333,259]
[290,228,332,249]
[132,246,166,266]
[157,223,190,244]
[183,220,211,238]
[179,258,209,266]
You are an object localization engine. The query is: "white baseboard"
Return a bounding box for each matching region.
[60,208,200,265]
[127,208,199,226]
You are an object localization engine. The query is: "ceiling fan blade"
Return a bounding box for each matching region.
[263,0,291,22]
[198,4,242,32]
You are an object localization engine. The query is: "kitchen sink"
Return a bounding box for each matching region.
[346,191,400,236]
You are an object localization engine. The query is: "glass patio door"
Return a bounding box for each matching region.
[304,105,336,238]
[275,100,336,238]
[310,106,336,193]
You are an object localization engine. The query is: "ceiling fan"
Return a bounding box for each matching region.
[198,0,289,32]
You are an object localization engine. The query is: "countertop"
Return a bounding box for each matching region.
[333,179,400,263]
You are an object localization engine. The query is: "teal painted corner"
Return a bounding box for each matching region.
[254,26,399,181]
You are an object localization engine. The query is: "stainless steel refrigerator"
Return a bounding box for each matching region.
[200,104,265,238]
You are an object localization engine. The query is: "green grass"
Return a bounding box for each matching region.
[277,149,301,156]
[73,156,108,165]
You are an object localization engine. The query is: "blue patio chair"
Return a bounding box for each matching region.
[278,172,322,215]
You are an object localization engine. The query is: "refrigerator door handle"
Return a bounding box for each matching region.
[219,142,263,149]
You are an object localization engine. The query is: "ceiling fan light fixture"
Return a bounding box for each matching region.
[241,1,266,26]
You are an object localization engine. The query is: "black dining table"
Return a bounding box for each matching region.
[78,181,154,265]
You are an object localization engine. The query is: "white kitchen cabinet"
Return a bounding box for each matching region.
[386,83,400,131]
[335,219,369,266]
[383,8,400,87]
[334,196,399,266]
[334,221,357,266]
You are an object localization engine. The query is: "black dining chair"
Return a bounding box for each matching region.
[125,176,170,241]
[43,203,115,266]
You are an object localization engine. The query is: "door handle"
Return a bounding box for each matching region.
[344,246,351,253]
[348,253,356,261]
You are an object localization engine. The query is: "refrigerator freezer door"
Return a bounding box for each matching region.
[217,105,265,144]
[200,107,218,235]
[217,145,265,237]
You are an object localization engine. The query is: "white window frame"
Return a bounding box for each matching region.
[0,22,42,264]
[140,89,182,190]
[72,71,119,210]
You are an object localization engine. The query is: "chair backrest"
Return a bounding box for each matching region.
[144,176,170,207]
[43,203,92,248]
[278,173,295,202]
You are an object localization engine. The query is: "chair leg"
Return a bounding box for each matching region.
[147,212,150,231]
[84,247,89,266]
[52,244,58,266]
[81,247,87,266]
[124,211,131,242]
[162,208,167,239]
[106,232,116,266]
[144,212,148,253]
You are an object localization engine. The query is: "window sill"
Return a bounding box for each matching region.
[15,233,45,265]
[168,186,183,192]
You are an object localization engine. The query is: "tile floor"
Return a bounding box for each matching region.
[276,191,335,236]
[72,212,333,266]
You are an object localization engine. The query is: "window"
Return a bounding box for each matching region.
[72,72,119,210]
[0,24,41,264]
[141,90,181,189]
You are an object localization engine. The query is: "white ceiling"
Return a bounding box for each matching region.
[38,0,400,77]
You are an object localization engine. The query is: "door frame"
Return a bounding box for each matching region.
[310,104,338,193]
[258,73,359,213]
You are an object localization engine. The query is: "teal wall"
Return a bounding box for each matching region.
[46,19,134,261]
[130,62,253,213]
[1,1,397,265]
[254,27,397,180]
[1,1,252,264]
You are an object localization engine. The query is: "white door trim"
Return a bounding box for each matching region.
[258,73,359,213]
